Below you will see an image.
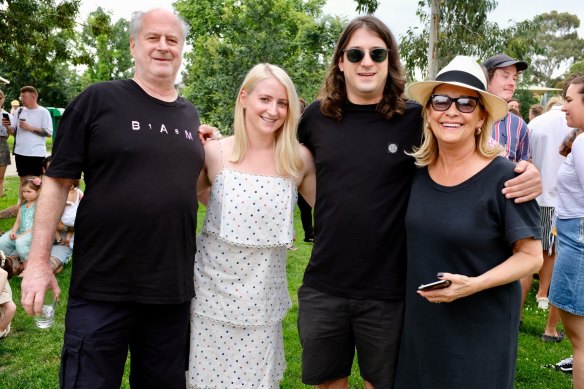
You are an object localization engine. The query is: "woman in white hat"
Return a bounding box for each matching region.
[394,56,543,388]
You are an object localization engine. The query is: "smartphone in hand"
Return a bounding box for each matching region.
[2,112,9,120]
[418,279,451,291]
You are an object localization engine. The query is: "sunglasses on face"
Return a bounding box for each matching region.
[429,94,481,113]
[343,48,390,63]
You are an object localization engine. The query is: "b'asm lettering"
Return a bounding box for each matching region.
[130,121,193,141]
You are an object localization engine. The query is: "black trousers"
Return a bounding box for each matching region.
[298,194,314,238]
[60,296,190,389]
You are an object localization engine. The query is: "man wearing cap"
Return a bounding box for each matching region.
[482,54,531,162]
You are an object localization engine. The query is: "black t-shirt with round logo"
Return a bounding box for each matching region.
[298,100,423,300]
[47,80,204,304]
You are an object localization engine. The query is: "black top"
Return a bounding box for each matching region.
[298,100,423,300]
[47,80,204,304]
[395,156,541,388]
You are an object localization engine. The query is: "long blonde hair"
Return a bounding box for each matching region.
[410,99,501,167]
[231,63,303,177]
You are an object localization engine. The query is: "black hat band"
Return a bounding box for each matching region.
[436,70,485,91]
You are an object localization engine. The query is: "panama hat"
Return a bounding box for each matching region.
[406,55,508,121]
[10,100,19,107]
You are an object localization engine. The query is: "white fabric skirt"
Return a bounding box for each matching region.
[188,315,285,388]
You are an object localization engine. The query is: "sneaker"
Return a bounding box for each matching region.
[537,296,549,310]
[286,244,297,251]
[555,356,573,374]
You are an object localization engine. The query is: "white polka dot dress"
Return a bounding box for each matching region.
[188,168,296,389]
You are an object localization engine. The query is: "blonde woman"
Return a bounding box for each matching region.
[188,63,315,388]
[395,56,542,388]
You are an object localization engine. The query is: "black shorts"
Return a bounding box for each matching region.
[59,296,190,389]
[297,284,404,388]
[14,154,45,177]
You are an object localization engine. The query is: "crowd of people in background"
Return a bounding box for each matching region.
[0,6,583,389]
[0,87,81,343]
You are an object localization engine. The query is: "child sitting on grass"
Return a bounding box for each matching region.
[0,250,16,338]
[0,176,42,273]
[55,179,83,248]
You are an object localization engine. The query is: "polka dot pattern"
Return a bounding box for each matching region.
[188,316,285,388]
[205,169,296,247]
[190,169,296,387]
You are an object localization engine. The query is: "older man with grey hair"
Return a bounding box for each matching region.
[21,8,204,388]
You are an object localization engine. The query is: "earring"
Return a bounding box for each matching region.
[426,123,432,130]
[475,127,482,135]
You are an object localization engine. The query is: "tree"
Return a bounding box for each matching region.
[427,0,440,79]
[399,0,540,81]
[175,0,344,131]
[74,7,133,89]
[529,11,584,87]
[0,0,80,106]
[567,59,584,78]
[353,0,378,14]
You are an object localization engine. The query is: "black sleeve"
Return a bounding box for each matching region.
[46,90,94,179]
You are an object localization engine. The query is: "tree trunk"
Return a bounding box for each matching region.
[427,0,441,79]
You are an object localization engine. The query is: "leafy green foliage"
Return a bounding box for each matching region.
[0,0,80,106]
[400,0,540,81]
[353,0,379,14]
[566,59,584,79]
[512,88,538,121]
[73,7,133,89]
[174,0,344,132]
[530,11,584,87]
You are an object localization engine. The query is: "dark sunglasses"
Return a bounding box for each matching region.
[343,48,390,63]
[429,94,481,113]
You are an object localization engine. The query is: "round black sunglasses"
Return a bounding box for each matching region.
[343,48,390,63]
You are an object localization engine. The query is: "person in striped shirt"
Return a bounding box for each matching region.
[483,54,531,162]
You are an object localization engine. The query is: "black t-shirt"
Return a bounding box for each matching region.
[47,80,204,304]
[396,157,541,388]
[298,100,423,300]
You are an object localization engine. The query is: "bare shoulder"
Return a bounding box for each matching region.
[296,143,315,185]
[204,136,234,179]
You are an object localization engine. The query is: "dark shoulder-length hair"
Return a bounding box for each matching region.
[319,15,407,121]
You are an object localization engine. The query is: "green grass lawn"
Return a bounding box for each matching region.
[0,176,574,388]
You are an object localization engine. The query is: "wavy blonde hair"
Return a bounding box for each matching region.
[231,63,303,177]
[410,96,501,167]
